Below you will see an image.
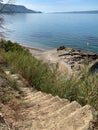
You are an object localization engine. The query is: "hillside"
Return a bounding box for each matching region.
[0,40,98,129]
[3,70,95,130]
[0,3,42,13]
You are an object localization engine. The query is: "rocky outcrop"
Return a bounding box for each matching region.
[57,46,66,51]
[28,46,98,74]
[57,47,98,72]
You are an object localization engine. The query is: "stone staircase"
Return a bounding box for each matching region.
[5,71,93,130]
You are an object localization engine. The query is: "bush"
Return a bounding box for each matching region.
[0,39,26,52]
[1,40,98,111]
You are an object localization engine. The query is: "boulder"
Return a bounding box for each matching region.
[57,46,65,51]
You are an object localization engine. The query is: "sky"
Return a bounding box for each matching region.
[15,0,98,12]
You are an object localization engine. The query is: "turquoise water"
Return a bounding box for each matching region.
[4,13,98,53]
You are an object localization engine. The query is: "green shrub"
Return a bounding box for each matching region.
[1,40,98,111]
[0,39,29,53]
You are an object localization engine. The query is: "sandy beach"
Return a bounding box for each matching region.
[24,45,98,74]
[29,47,72,74]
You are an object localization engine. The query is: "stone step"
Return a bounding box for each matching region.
[24,91,44,100]
[22,87,36,92]
[26,94,54,108]
[26,96,69,112]
[48,101,81,118]
[4,70,93,130]
[30,98,69,116]
[24,93,47,102]
[22,97,68,115]
[19,96,69,115]
[24,90,42,96]
[49,105,93,130]
[39,96,70,110]
[31,101,81,129]
[23,90,37,96]
[79,124,90,130]
[21,94,53,111]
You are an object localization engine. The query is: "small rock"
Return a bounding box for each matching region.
[0,113,5,123]
[57,46,65,51]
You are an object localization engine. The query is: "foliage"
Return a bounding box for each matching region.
[0,40,98,111]
[0,1,14,37]
[0,70,21,106]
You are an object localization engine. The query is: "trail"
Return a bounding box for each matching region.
[5,71,93,130]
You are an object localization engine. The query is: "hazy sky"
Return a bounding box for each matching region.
[16,0,98,12]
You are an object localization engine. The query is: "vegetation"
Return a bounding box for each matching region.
[0,39,98,111]
[0,66,22,109]
[0,0,14,37]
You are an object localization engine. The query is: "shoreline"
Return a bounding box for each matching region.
[24,45,98,73]
[1,39,98,73]
[3,38,98,54]
[20,44,46,52]
[17,43,98,56]
[4,38,47,52]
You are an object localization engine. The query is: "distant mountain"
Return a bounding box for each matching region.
[0,3,42,13]
[53,10,98,14]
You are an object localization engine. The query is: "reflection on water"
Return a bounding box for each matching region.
[4,13,98,53]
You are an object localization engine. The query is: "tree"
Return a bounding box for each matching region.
[0,0,14,37]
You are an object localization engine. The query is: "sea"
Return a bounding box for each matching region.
[3,13,98,53]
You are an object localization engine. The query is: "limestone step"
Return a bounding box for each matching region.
[79,124,90,130]
[24,91,44,100]
[20,94,53,111]
[31,101,81,129]
[24,93,47,102]
[48,101,81,117]
[22,88,37,94]
[4,70,93,130]
[49,105,93,130]
[32,94,53,103]
[25,94,53,108]
[39,96,69,109]
[19,94,53,112]
[27,96,69,112]
[30,98,69,116]
[19,96,69,116]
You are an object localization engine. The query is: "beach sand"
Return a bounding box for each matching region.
[26,47,73,74]
[24,45,98,74]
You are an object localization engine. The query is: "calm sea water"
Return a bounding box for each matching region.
[4,13,98,53]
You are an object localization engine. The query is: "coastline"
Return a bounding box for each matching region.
[23,44,98,74]
[1,38,98,73]
[20,44,46,52]
[4,38,46,52]
[4,38,98,54]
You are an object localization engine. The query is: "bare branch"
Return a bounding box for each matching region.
[0,0,14,38]
[0,0,14,12]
